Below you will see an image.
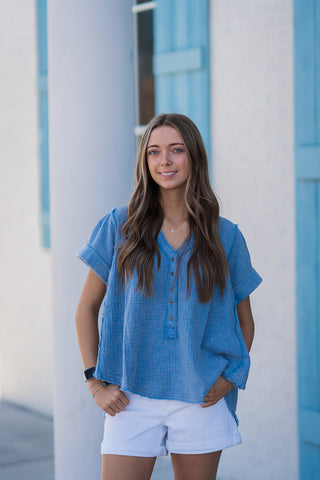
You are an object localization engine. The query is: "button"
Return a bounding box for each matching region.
[170,287,174,292]
[170,300,174,305]
[169,315,173,320]
[171,257,175,262]
[170,271,174,276]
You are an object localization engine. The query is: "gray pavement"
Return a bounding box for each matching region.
[0,401,174,480]
[0,401,54,480]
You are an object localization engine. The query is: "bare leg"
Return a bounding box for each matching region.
[101,454,157,480]
[171,451,222,480]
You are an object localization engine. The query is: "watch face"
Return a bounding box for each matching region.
[84,367,96,381]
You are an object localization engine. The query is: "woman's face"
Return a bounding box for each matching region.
[146,126,190,194]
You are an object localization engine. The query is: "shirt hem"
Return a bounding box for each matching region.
[95,376,207,404]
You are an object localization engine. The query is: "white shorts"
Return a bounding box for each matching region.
[101,391,241,457]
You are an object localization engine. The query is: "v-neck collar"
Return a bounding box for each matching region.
[158,230,194,257]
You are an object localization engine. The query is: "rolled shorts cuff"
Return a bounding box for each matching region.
[167,433,242,455]
[101,446,168,457]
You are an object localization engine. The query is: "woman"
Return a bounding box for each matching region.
[76,113,262,480]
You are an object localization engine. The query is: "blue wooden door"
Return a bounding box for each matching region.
[153,0,210,156]
[294,0,320,477]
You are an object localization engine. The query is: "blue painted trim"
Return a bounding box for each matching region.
[296,146,320,179]
[36,0,50,249]
[153,47,203,75]
[300,409,320,445]
[38,75,48,92]
[294,0,317,145]
[294,0,320,476]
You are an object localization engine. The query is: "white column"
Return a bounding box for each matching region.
[47,1,135,478]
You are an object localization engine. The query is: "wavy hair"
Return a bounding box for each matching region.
[117,113,229,303]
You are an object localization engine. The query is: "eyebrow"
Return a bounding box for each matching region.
[147,142,185,149]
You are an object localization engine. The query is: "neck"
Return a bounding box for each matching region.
[159,189,189,225]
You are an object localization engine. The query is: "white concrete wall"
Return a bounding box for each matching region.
[210,1,298,479]
[47,1,135,478]
[0,0,53,416]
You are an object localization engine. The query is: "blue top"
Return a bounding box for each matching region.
[77,206,262,422]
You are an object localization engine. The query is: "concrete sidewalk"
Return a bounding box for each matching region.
[0,401,174,479]
[0,401,54,480]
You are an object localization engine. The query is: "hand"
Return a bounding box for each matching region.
[200,376,234,408]
[87,380,129,416]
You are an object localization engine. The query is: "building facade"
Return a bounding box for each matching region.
[1,0,319,478]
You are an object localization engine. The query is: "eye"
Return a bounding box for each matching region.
[147,149,159,156]
[173,148,184,153]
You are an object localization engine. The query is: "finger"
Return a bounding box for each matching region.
[105,407,116,416]
[206,387,215,395]
[117,399,128,411]
[200,400,217,408]
[118,392,130,406]
[205,388,219,396]
[202,394,221,404]
[110,401,122,413]
[204,389,224,399]
[204,391,215,398]
[204,394,217,402]
[111,392,129,409]
[117,403,127,412]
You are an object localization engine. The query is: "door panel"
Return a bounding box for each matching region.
[295,0,320,477]
[153,0,210,156]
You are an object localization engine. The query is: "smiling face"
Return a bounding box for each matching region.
[146,126,190,195]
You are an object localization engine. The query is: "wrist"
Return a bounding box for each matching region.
[220,375,234,389]
[87,378,104,395]
[90,381,108,399]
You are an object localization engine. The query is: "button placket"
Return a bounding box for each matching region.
[165,254,178,338]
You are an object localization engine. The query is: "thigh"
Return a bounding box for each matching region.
[171,451,222,480]
[101,454,156,480]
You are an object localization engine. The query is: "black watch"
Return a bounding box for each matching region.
[83,366,96,382]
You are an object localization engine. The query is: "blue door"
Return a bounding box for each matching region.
[153,0,210,157]
[294,0,320,477]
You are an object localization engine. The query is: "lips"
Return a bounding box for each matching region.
[159,171,177,177]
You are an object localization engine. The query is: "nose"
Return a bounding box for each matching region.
[160,151,172,165]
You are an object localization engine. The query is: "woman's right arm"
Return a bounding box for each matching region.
[75,269,129,416]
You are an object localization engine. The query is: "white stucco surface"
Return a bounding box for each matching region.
[0,0,53,416]
[48,1,135,478]
[210,1,298,479]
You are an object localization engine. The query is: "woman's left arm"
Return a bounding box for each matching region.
[201,296,254,407]
[236,296,254,353]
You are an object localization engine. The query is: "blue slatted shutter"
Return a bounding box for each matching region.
[294,0,320,476]
[153,0,210,157]
[36,0,50,248]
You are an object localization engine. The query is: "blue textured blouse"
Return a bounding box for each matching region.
[77,206,262,422]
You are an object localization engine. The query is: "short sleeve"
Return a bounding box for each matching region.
[77,211,117,284]
[228,226,262,304]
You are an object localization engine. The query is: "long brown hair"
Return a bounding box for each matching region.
[117,113,229,303]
